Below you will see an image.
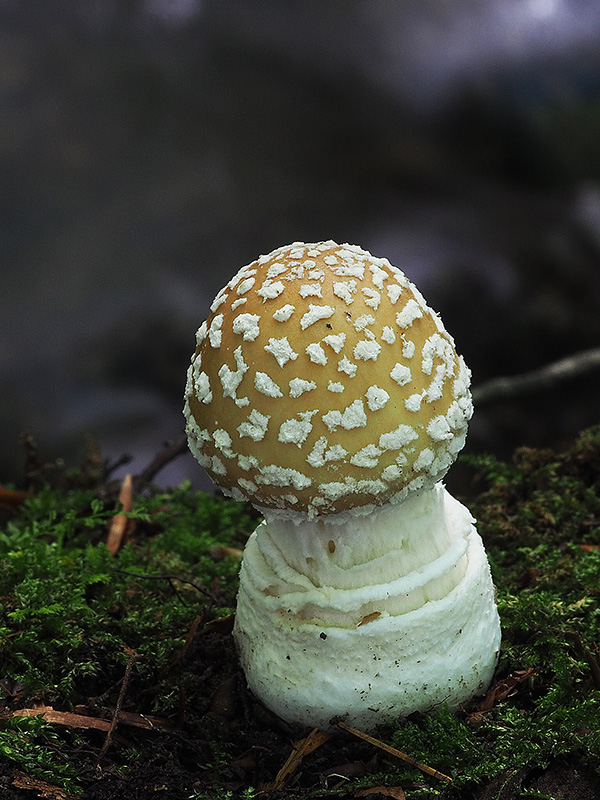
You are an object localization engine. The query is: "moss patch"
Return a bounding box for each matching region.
[1,429,600,799]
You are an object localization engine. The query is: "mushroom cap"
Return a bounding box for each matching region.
[184,241,472,516]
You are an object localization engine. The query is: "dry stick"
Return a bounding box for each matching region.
[12,771,76,800]
[135,434,188,486]
[13,705,175,733]
[98,651,139,761]
[106,473,134,556]
[337,720,453,783]
[472,347,600,408]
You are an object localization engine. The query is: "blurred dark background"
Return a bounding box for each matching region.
[2,0,600,489]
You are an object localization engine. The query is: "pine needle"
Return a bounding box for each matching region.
[337,720,452,783]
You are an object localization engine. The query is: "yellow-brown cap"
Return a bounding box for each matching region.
[184,241,472,517]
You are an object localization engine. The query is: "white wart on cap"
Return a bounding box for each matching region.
[184,241,472,516]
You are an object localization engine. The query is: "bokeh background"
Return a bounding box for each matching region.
[3,0,600,490]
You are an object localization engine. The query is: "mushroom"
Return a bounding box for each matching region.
[184,241,501,731]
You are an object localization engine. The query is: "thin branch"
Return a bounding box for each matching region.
[103,452,133,480]
[160,613,206,677]
[98,651,139,760]
[472,347,600,408]
[135,434,188,487]
[113,569,218,603]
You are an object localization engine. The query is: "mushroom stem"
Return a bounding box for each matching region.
[233,483,501,731]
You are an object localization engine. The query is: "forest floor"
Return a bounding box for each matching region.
[1,429,599,800]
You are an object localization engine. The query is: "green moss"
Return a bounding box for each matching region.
[0,716,83,794]
[1,428,599,796]
[0,481,256,790]
[380,427,600,797]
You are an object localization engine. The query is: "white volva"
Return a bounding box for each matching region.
[233,483,501,730]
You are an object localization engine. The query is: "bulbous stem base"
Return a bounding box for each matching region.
[233,484,501,730]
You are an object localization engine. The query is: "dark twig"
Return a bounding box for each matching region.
[113,569,218,603]
[160,613,207,677]
[98,651,139,761]
[472,347,600,408]
[103,453,133,480]
[135,434,188,487]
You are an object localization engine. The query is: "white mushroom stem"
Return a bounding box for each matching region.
[233,483,501,731]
